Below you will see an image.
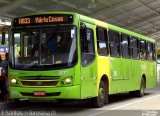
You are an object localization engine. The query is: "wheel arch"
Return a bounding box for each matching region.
[100,74,109,93]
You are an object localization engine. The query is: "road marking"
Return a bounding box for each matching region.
[88,94,160,116]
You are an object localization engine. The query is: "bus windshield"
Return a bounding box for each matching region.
[10,26,77,70]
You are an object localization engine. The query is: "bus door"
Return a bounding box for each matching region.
[109,30,123,93]
[147,43,156,86]
[80,22,96,98]
[121,34,132,91]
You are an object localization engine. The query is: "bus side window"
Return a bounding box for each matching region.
[121,34,130,58]
[147,42,153,61]
[139,40,146,60]
[96,27,108,56]
[109,30,121,57]
[152,43,156,61]
[130,37,139,59]
[80,27,95,66]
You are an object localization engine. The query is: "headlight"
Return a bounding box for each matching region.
[11,79,17,84]
[65,78,71,84]
[61,76,73,85]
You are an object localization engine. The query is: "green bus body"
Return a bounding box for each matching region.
[9,12,156,105]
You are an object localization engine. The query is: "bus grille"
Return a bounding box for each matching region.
[21,80,58,87]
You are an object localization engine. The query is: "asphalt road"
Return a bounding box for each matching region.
[0,83,160,116]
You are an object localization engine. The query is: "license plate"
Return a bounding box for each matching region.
[34,91,46,96]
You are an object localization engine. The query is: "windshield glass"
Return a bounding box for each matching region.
[10,26,77,70]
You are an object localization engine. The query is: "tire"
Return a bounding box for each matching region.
[92,81,108,108]
[129,78,145,97]
[136,78,145,97]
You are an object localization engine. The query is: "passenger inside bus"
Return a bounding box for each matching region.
[41,33,66,64]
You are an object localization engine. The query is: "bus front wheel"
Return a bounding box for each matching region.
[92,81,108,108]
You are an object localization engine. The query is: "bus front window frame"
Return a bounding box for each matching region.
[9,26,78,70]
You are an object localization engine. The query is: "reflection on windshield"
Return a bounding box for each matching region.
[10,26,77,70]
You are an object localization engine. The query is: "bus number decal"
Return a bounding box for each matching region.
[59,71,67,75]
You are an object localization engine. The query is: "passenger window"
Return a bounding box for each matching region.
[147,42,153,61]
[152,44,156,61]
[140,40,146,60]
[80,27,95,66]
[121,34,130,58]
[130,37,139,59]
[96,27,108,56]
[109,30,121,57]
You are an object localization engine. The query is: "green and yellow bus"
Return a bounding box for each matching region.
[9,12,157,108]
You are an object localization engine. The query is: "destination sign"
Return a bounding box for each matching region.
[13,14,73,26]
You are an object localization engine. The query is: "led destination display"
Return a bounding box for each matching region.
[13,14,73,26]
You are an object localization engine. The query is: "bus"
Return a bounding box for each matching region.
[9,12,157,108]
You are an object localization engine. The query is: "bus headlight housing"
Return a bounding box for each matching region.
[61,76,73,85]
[65,78,72,84]
[11,78,17,84]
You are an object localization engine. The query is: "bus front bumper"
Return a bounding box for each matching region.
[9,85,80,100]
